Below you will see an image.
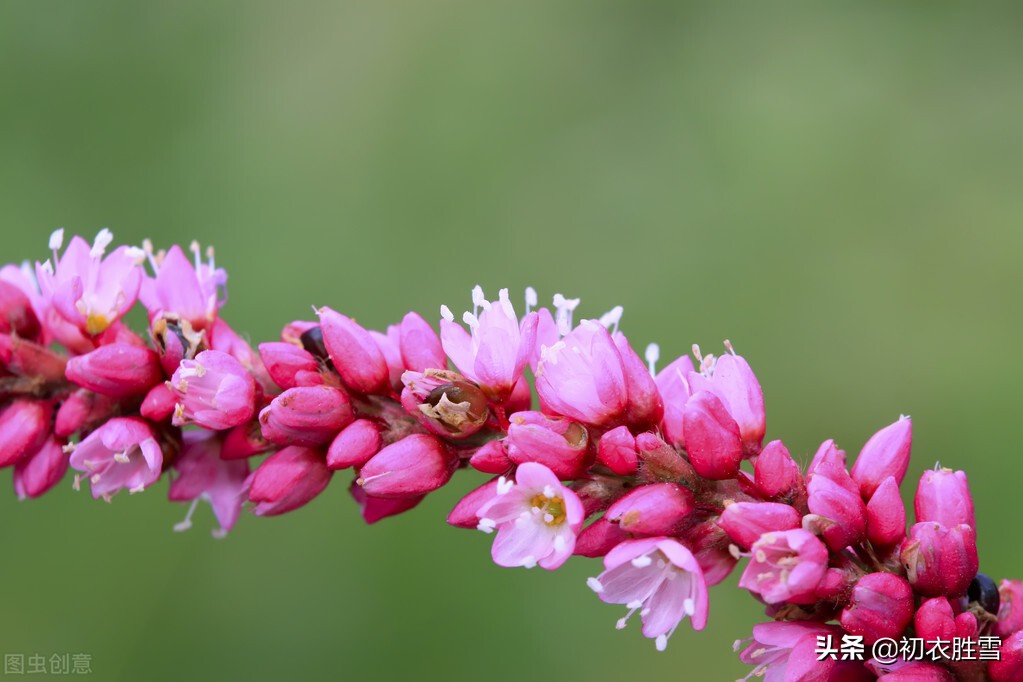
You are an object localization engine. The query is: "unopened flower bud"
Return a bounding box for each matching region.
[806,470,866,551]
[13,436,68,499]
[318,307,390,395]
[683,391,743,480]
[357,434,456,498]
[506,411,589,479]
[54,389,116,438]
[612,332,663,429]
[468,440,511,474]
[447,478,502,529]
[654,355,693,447]
[901,522,978,597]
[839,573,914,645]
[349,481,424,524]
[687,349,765,450]
[915,467,975,529]
[65,343,162,398]
[326,419,381,470]
[248,445,332,516]
[850,416,912,499]
[140,382,177,422]
[398,312,445,373]
[988,631,1023,682]
[915,597,957,643]
[573,517,631,558]
[997,580,1023,638]
[597,425,638,476]
[753,439,803,501]
[0,399,52,468]
[259,386,354,447]
[865,476,906,549]
[604,483,695,535]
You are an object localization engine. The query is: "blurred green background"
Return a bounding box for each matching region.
[2,2,1022,680]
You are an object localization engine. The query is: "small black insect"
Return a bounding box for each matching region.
[968,572,1000,615]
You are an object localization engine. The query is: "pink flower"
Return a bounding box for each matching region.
[735,621,838,682]
[505,411,589,479]
[687,344,765,451]
[317,307,391,396]
[168,431,250,537]
[169,350,257,430]
[900,522,978,597]
[535,320,627,425]
[139,242,227,331]
[247,445,332,516]
[654,354,694,447]
[475,462,584,570]
[69,417,163,500]
[738,529,828,604]
[587,537,709,651]
[35,229,144,336]
[440,286,538,400]
[753,440,803,501]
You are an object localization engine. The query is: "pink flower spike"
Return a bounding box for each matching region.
[597,425,638,476]
[736,621,838,682]
[357,434,457,498]
[13,436,68,500]
[398,311,445,372]
[535,320,627,426]
[687,347,765,450]
[475,462,584,570]
[588,537,709,650]
[0,398,52,468]
[36,230,144,336]
[753,439,803,501]
[138,243,226,331]
[682,391,743,480]
[169,350,256,431]
[68,417,163,500]
[604,483,695,535]
[349,482,424,524]
[168,431,249,537]
[247,446,332,516]
[65,343,163,398]
[505,411,589,479]
[738,529,828,604]
[718,501,801,550]
[611,332,664,429]
[850,416,912,499]
[654,354,694,447]
[325,419,381,470]
[914,466,975,529]
[258,342,322,390]
[865,475,906,549]
[258,386,354,447]
[317,307,391,395]
[839,573,914,645]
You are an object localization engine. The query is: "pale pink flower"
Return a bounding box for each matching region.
[735,621,838,682]
[475,462,584,570]
[738,529,828,604]
[169,350,256,430]
[587,537,709,651]
[69,417,163,500]
[139,241,227,331]
[168,431,250,538]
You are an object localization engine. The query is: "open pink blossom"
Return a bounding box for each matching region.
[139,241,227,331]
[587,537,709,651]
[475,462,584,570]
[168,431,250,537]
[738,529,828,604]
[68,417,163,500]
[169,350,257,430]
[735,621,839,682]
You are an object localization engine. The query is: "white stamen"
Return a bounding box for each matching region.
[91,228,114,258]
[553,293,580,336]
[631,555,653,568]
[645,343,660,376]
[683,598,695,615]
[497,288,514,318]
[496,477,514,495]
[440,305,454,323]
[113,451,130,464]
[39,260,54,276]
[124,246,146,264]
[525,286,537,314]
[626,600,644,609]
[48,228,65,251]
[542,485,556,498]
[477,518,496,534]
[723,339,736,355]
[655,634,668,652]
[174,499,200,532]
[471,285,486,315]
[521,555,537,569]
[190,240,202,270]
[587,577,604,593]
[599,305,623,334]
[462,311,479,330]
[615,617,628,630]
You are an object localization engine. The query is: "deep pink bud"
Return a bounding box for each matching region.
[65,343,162,398]
[635,431,694,481]
[865,476,907,549]
[807,439,859,495]
[840,573,914,645]
[0,399,52,468]
[738,529,828,604]
[0,334,68,385]
[447,478,502,529]
[989,631,1023,682]
[574,517,631,558]
[597,425,638,476]
[140,382,177,422]
[325,419,381,470]
[806,470,867,551]
[169,350,256,430]
[687,350,765,449]
[997,580,1023,638]
[258,342,322,390]
[901,522,978,597]
[753,439,804,500]
[350,481,424,524]
[259,386,354,447]
[400,369,489,438]
[248,445,332,516]
[398,312,445,372]
[682,391,743,480]
[370,326,405,392]
[915,597,957,643]
[318,307,391,395]
[718,501,801,549]
[611,332,663,429]
[654,355,693,447]
[505,411,589,479]
[915,467,975,529]
[0,279,41,339]
[468,440,511,474]
[357,434,456,498]
[850,416,912,498]
[13,436,68,499]
[54,389,116,438]
[68,416,163,499]
[604,483,694,535]
[221,422,272,460]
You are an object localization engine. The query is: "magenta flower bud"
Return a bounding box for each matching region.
[718,501,801,549]
[318,306,392,395]
[989,631,1023,682]
[611,332,663,429]
[68,417,163,500]
[326,419,381,470]
[915,467,975,529]
[0,333,68,385]
[221,422,272,460]
[169,350,256,430]
[997,580,1023,638]
[350,481,424,524]
[807,438,846,476]
[370,326,405,392]
[806,470,867,551]
[535,320,627,426]
[505,411,589,479]
[687,350,765,450]
[814,568,849,601]
[850,416,912,499]
[248,445,332,516]
[168,431,250,536]
[654,354,693,447]
[0,398,52,468]
[957,611,979,641]
[605,483,695,535]
[65,343,162,398]
[915,597,956,643]
[259,386,354,447]
[400,369,489,438]
[357,434,456,498]
[447,478,502,529]
[258,342,322,390]
[140,383,177,422]
[468,440,511,474]
[839,573,914,645]
[54,389,116,438]
[738,529,828,604]
[682,391,743,480]
[574,517,630,558]
[901,522,978,597]
[13,436,68,499]
[398,311,445,373]
[597,425,638,476]
[753,439,804,500]
[865,476,906,549]
[0,279,41,339]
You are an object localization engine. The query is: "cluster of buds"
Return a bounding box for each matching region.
[3,230,1021,681]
